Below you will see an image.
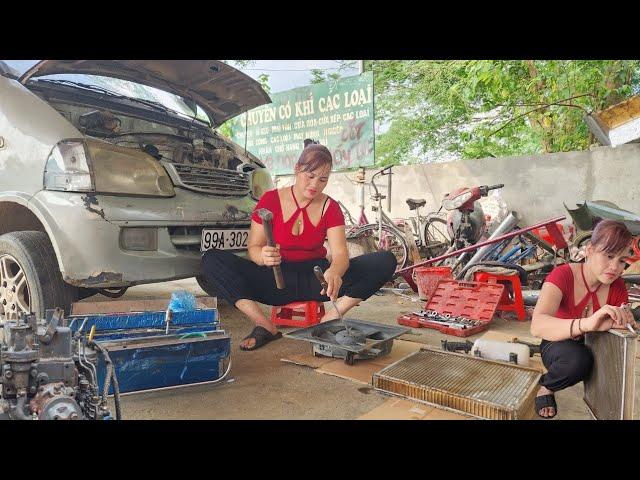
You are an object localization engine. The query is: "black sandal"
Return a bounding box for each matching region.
[239,326,283,351]
[535,394,557,419]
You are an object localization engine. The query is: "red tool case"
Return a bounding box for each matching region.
[397,279,505,337]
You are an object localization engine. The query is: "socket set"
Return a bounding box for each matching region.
[410,310,483,330]
[397,279,505,338]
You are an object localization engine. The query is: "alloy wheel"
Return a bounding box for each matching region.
[0,254,30,321]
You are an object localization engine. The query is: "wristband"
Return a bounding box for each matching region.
[570,318,576,340]
[578,317,585,334]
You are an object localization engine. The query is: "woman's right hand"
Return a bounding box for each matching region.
[261,245,281,267]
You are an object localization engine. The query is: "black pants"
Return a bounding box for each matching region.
[539,338,594,392]
[201,249,397,307]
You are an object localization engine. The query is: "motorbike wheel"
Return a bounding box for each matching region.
[349,223,409,271]
[422,216,451,260]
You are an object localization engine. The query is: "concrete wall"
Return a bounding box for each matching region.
[274,144,640,226]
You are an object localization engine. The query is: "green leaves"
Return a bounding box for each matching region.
[370,60,640,163]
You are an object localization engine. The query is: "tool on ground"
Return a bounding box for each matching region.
[441,339,474,353]
[511,339,541,356]
[410,309,482,330]
[257,208,285,289]
[313,265,352,335]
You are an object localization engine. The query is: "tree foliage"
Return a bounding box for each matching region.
[310,61,358,84]
[367,60,640,164]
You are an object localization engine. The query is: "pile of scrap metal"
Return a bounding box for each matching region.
[398,199,640,299]
[1,308,115,420]
[397,213,570,292]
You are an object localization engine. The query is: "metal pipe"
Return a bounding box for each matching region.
[462,212,520,271]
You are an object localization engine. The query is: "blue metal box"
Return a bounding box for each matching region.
[69,309,231,394]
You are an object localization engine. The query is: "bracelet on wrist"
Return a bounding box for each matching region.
[570,318,576,339]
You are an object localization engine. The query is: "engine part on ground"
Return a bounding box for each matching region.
[0,308,113,420]
[373,348,541,420]
[584,329,638,419]
[285,319,408,365]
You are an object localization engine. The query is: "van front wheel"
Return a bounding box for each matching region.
[0,231,78,321]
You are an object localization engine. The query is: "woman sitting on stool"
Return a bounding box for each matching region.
[202,140,397,351]
[531,219,636,418]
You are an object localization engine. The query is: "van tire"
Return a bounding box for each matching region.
[0,231,78,320]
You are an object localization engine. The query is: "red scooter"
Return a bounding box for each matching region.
[442,183,504,251]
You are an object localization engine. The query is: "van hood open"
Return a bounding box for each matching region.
[19,60,271,127]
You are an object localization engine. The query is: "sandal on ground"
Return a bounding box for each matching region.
[535,394,557,419]
[239,326,282,351]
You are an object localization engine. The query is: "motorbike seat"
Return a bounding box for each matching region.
[406,198,427,210]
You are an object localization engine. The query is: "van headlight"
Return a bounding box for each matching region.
[249,167,274,200]
[44,138,175,197]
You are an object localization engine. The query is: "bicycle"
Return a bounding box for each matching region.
[344,166,450,271]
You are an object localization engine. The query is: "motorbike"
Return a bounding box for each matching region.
[442,183,505,251]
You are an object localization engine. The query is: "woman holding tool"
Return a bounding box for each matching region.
[531,220,636,418]
[202,140,397,351]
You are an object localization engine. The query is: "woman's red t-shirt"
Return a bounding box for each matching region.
[544,263,628,319]
[251,188,345,262]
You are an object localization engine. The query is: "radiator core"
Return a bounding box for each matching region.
[372,348,541,420]
[584,330,637,420]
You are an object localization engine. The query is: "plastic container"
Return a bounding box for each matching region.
[168,290,197,312]
[414,266,453,301]
[470,338,530,366]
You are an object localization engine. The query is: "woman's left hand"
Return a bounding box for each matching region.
[322,268,343,302]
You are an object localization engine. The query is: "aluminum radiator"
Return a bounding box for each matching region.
[584,330,638,420]
[372,348,541,420]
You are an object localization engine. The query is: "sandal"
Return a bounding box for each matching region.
[535,394,557,419]
[239,326,283,351]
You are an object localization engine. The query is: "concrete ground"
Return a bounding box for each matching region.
[85,278,595,420]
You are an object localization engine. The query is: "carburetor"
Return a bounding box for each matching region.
[0,308,112,420]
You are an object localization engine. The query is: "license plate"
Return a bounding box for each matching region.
[201,229,249,251]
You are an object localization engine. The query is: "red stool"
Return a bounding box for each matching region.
[271,301,325,328]
[473,272,526,321]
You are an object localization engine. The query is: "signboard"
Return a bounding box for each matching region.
[229,72,374,175]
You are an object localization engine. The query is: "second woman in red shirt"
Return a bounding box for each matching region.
[531,219,636,418]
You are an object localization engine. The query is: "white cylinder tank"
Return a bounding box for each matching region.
[471,339,530,366]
